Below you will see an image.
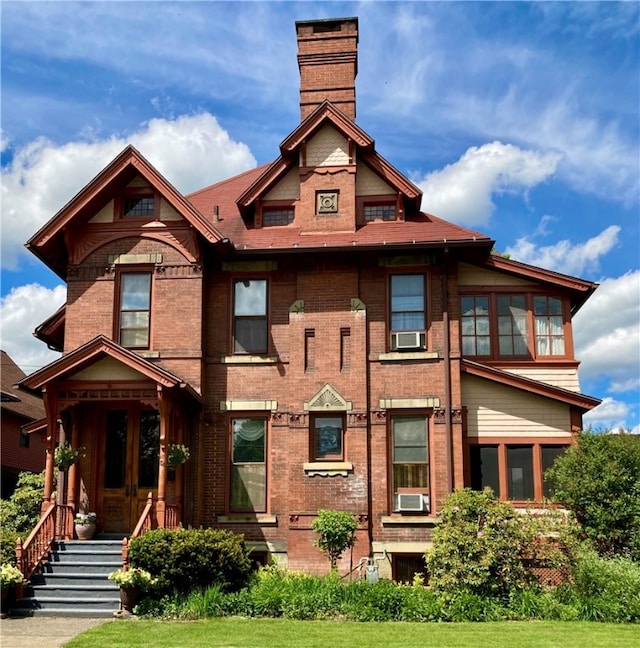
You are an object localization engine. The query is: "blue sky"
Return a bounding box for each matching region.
[1,1,638,431]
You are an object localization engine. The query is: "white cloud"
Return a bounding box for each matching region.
[609,377,640,394]
[417,141,561,225]
[574,270,640,386]
[583,397,638,434]
[1,113,256,270]
[505,225,621,276]
[0,283,66,373]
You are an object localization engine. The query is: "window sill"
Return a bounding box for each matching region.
[217,514,277,525]
[381,515,441,526]
[378,351,440,362]
[303,462,353,477]
[221,355,279,364]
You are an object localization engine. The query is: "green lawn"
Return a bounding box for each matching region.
[66,618,640,648]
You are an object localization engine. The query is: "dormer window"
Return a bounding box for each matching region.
[263,207,294,226]
[364,202,396,222]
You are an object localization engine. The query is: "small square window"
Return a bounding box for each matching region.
[316,191,339,214]
[312,415,344,461]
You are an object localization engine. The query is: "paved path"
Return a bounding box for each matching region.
[0,616,109,648]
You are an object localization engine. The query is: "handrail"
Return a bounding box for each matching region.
[131,492,154,539]
[15,497,73,580]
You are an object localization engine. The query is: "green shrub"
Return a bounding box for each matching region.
[558,548,640,622]
[0,471,46,535]
[0,528,19,566]
[426,488,535,599]
[545,431,640,561]
[128,528,251,597]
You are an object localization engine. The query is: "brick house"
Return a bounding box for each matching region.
[1,351,46,496]
[18,17,599,580]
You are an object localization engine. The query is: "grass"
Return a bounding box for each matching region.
[66,618,640,648]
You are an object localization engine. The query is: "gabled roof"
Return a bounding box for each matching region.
[461,359,601,412]
[236,101,422,212]
[18,335,201,403]
[26,145,226,278]
[1,351,45,421]
[480,254,599,313]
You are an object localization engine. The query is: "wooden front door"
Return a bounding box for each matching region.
[98,406,160,533]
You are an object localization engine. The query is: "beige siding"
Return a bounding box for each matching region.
[265,167,300,200]
[70,358,147,381]
[305,125,349,166]
[355,162,393,195]
[89,200,115,224]
[160,200,182,221]
[458,263,532,287]
[504,367,581,392]
[462,374,572,438]
[127,176,150,188]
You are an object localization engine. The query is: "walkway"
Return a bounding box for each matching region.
[0,616,109,648]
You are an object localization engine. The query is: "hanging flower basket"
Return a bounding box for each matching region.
[54,443,84,471]
[166,444,190,469]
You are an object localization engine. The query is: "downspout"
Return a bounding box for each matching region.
[442,249,453,494]
[362,260,374,556]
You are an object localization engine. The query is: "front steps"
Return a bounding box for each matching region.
[12,539,123,617]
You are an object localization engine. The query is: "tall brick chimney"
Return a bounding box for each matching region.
[296,17,359,121]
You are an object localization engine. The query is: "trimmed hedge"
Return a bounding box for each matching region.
[128,528,251,597]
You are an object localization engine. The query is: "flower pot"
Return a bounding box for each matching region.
[119,585,141,613]
[75,522,96,540]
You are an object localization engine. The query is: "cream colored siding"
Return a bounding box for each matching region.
[89,200,115,223]
[265,167,300,200]
[458,263,532,287]
[504,367,581,392]
[127,176,150,188]
[356,162,394,195]
[305,125,350,166]
[70,357,147,381]
[160,200,182,221]
[463,375,572,438]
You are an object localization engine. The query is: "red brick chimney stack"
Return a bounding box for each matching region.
[296,17,359,121]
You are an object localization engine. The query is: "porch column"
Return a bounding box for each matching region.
[42,389,57,510]
[67,411,79,511]
[156,389,167,528]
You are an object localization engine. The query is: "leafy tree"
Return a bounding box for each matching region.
[312,509,359,569]
[545,431,640,561]
[426,488,575,599]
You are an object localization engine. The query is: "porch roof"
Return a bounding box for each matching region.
[18,335,202,404]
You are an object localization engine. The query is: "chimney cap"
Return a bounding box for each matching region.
[295,16,358,29]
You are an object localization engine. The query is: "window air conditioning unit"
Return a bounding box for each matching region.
[391,331,422,350]
[397,493,427,512]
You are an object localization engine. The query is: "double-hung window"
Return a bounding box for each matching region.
[391,415,430,512]
[230,417,267,512]
[233,279,268,354]
[497,294,529,356]
[534,296,565,356]
[390,274,426,350]
[118,272,152,348]
[461,296,491,356]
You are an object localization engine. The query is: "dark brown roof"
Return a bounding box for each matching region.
[1,351,45,421]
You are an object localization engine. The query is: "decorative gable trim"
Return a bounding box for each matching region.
[304,384,352,411]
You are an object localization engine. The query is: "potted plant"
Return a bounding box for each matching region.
[54,443,84,471]
[166,443,190,469]
[108,567,156,613]
[74,511,97,540]
[1,563,26,613]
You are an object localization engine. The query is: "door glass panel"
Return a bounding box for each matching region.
[104,410,127,488]
[138,411,160,489]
